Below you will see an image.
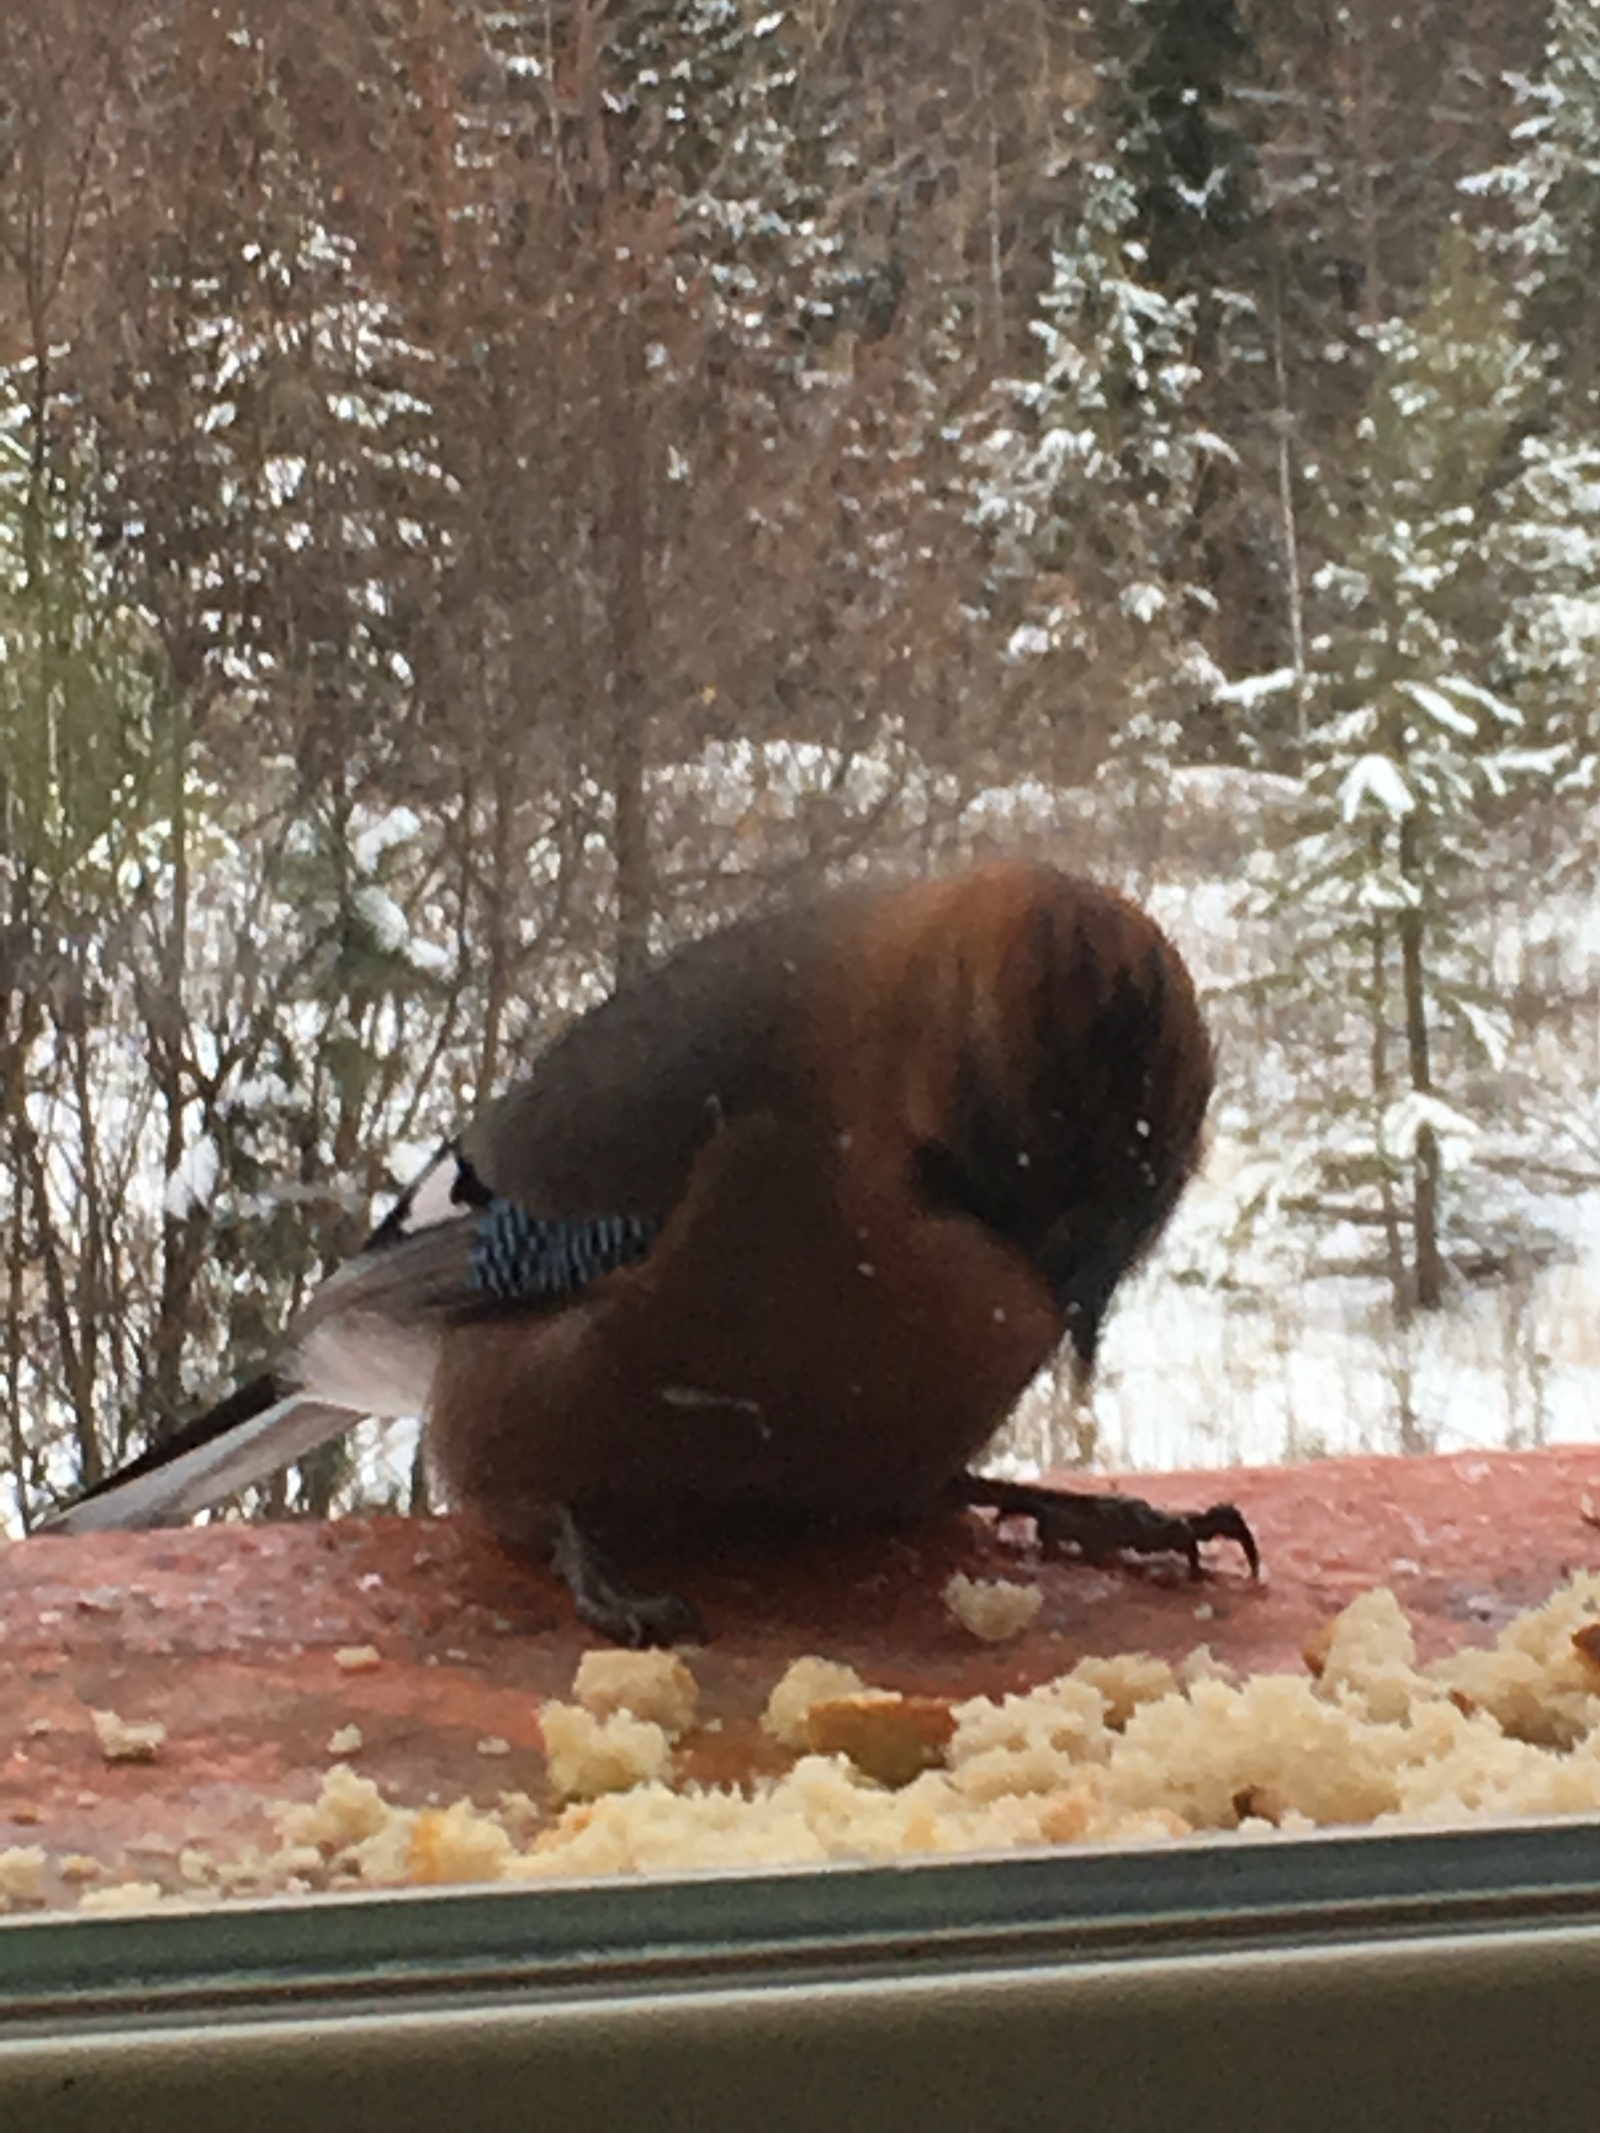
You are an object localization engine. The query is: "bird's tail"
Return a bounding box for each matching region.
[40,1208,474,1536]
[40,1391,361,1534]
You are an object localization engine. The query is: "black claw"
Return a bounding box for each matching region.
[574,1585,705,1650]
[954,1474,1260,1581]
[1177,1500,1260,1580]
[552,1506,704,1647]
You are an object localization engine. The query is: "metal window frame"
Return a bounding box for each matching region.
[4,1821,1600,2130]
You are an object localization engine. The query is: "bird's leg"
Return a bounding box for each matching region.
[955,1473,1259,1580]
[551,1506,705,1647]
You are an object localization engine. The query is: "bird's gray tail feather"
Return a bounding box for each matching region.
[289,1217,477,1333]
[41,1396,360,1534]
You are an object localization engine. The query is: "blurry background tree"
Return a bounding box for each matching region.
[1,0,1596,1519]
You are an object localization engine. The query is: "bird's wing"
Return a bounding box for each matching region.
[42,1158,673,1535]
[42,903,822,1536]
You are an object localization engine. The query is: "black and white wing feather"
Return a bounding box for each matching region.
[46,1142,659,1533]
[46,900,807,1535]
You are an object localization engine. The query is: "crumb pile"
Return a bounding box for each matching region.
[13,1576,1600,1915]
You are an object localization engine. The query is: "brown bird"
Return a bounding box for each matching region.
[48,860,1255,1642]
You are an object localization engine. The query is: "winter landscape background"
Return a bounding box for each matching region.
[3,0,1600,1528]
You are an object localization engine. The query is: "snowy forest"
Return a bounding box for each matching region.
[3,0,1600,1529]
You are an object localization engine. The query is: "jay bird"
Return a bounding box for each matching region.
[47,859,1256,1643]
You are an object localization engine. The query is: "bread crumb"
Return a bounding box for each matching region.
[948,1677,1110,1802]
[1109,1672,1401,1828]
[77,1880,167,1915]
[278,1764,393,1851]
[805,1692,956,1788]
[496,1791,542,1843]
[1176,1645,1240,1692]
[91,1709,167,1763]
[943,1572,1044,1643]
[334,1645,382,1673]
[0,1846,46,1909]
[25,1576,1600,1912]
[24,1718,52,1739]
[211,1847,273,1896]
[406,1802,516,1884]
[762,1657,869,1749]
[1067,1653,1177,1730]
[476,1737,512,1758]
[326,1725,364,1757]
[573,1649,700,1739]
[541,1704,673,1801]
[1313,1586,1440,1725]
[1430,1574,1600,1748]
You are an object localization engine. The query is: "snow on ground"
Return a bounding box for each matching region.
[988,1137,1600,1479]
[998,768,1600,1475]
[1102,1177,1600,1469]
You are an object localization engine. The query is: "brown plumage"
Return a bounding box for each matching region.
[49,860,1254,1641]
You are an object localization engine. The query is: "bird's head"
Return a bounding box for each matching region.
[906,865,1214,1373]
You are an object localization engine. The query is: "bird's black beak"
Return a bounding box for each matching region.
[1063,1297,1102,1382]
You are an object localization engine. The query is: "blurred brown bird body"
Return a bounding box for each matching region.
[427,861,1210,1553]
[50,860,1238,1638]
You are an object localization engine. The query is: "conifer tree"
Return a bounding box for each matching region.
[963,158,1231,802]
[1258,227,1545,1315]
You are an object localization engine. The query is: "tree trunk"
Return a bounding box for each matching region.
[149,693,201,1434]
[1271,290,1308,756]
[575,0,656,996]
[1397,814,1444,1308]
[604,305,654,993]
[476,771,514,1101]
[1367,912,1410,1317]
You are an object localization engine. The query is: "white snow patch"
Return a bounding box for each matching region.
[352,807,423,871]
[1119,581,1167,622]
[404,936,453,977]
[1400,680,1479,737]
[164,1138,221,1218]
[1380,1093,1479,1167]
[1213,667,1300,708]
[1341,753,1415,822]
[353,884,409,952]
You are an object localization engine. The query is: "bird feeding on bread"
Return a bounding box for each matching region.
[45,860,1257,1644]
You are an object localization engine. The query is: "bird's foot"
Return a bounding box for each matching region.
[956,1474,1259,1580]
[552,1507,705,1647]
